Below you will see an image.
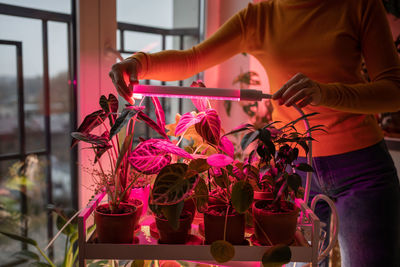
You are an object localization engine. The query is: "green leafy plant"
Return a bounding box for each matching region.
[225,113,324,211]
[71,94,190,213]
[0,210,84,267]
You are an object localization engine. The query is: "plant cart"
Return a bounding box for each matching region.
[78,191,335,266]
[77,86,339,266]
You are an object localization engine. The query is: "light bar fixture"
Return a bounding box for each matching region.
[132,84,271,102]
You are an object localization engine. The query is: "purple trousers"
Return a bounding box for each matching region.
[296,139,400,267]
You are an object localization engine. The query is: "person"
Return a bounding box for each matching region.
[109,0,400,266]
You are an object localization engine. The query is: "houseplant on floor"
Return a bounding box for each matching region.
[71,93,189,243]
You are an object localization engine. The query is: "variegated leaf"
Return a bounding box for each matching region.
[137,111,168,139]
[151,139,193,159]
[128,139,171,174]
[151,163,199,205]
[175,111,203,136]
[71,110,106,147]
[71,132,110,147]
[195,109,221,146]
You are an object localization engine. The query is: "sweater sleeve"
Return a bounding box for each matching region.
[128,4,257,82]
[318,0,400,114]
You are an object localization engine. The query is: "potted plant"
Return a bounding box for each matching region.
[71,93,190,243]
[225,113,323,246]
[149,82,254,261]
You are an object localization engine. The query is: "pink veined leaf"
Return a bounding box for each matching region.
[137,111,168,139]
[151,139,193,159]
[191,98,209,112]
[128,139,171,174]
[175,111,203,136]
[207,154,234,168]
[195,109,221,146]
[218,136,234,158]
[190,80,210,111]
[151,97,166,130]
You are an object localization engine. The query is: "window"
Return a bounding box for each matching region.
[0,2,76,265]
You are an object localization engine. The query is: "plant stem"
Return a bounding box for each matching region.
[223,205,229,241]
[36,245,56,267]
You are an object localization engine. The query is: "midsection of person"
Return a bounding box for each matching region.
[130,0,399,157]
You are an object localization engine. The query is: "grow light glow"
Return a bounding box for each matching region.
[132,84,271,102]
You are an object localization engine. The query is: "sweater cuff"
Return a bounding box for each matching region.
[316,82,340,108]
[127,52,148,79]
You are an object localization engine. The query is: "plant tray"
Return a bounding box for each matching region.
[78,192,322,266]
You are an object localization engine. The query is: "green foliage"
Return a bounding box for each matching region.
[210,240,235,263]
[231,180,254,213]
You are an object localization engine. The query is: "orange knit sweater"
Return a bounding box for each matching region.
[130,0,400,156]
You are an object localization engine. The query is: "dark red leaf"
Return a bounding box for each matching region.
[137,111,168,139]
[151,97,166,131]
[195,109,221,145]
[128,139,171,174]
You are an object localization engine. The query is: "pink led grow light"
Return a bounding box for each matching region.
[132,84,271,101]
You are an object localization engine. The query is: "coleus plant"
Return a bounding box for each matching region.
[225,112,325,212]
[71,93,192,213]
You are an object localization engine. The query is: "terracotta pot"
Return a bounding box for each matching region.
[203,205,245,245]
[253,191,273,201]
[128,198,143,226]
[252,199,299,245]
[94,203,138,243]
[155,211,193,244]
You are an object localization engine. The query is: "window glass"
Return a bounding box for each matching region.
[0,0,71,14]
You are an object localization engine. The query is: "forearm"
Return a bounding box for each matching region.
[318,77,400,114]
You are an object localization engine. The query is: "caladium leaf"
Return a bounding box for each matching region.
[218,136,234,158]
[195,109,221,146]
[109,106,143,140]
[129,139,171,174]
[100,94,119,126]
[151,139,193,159]
[99,94,118,114]
[190,81,210,111]
[71,132,111,148]
[151,96,166,131]
[207,154,233,168]
[175,111,202,136]
[71,110,106,147]
[231,180,254,213]
[137,111,168,139]
[151,163,199,205]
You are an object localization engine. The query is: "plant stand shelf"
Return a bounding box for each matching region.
[78,192,322,266]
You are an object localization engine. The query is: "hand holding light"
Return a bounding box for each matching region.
[109,57,142,105]
[272,73,322,108]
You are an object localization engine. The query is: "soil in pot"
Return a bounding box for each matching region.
[155,210,193,244]
[94,203,138,243]
[252,199,299,245]
[204,205,245,245]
